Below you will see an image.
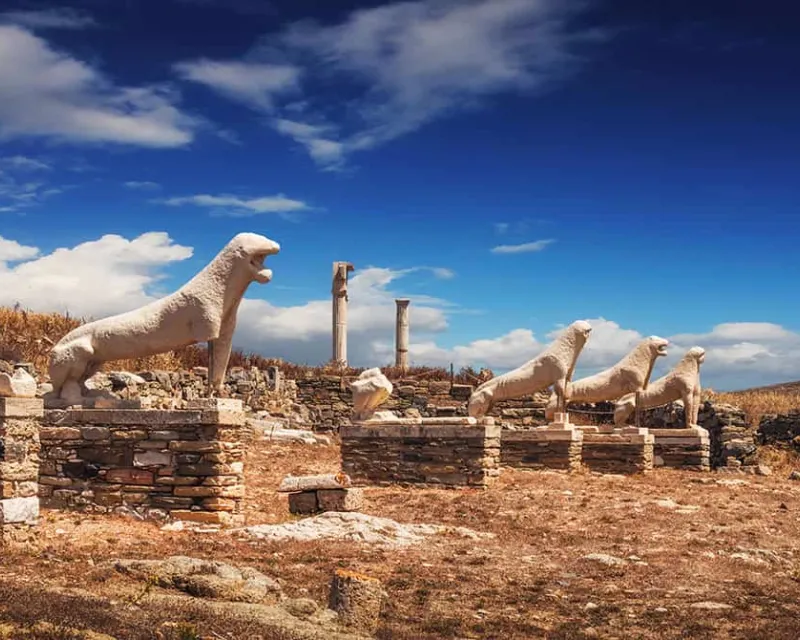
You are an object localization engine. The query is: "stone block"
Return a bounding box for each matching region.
[0,398,44,418]
[317,488,363,512]
[288,491,319,515]
[81,426,111,441]
[40,427,82,441]
[0,497,39,524]
[170,510,239,525]
[105,469,154,485]
[133,451,173,467]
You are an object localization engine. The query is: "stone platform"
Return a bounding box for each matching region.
[501,424,583,472]
[652,427,710,471]
[340,417,500,487]
[580,427,654,474]
[38,399,247,525]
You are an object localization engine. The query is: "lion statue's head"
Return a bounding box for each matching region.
[227,232,281,284]
[685,346,706,364]
[646,335,670,359]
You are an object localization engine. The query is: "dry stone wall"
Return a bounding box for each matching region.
[38,401,248,525]
[757,411,800,447]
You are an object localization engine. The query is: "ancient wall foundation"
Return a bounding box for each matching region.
[0,398,42,545]
[500,429,583,472]
[38,400,248,525]
[340,418,501,487]
[581,430,654,474]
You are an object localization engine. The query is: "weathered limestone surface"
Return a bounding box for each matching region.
[468,320,593,418]
[38,400,247,525]
[48,233,280,404]
[0,397,42,544]
[501,428,583,471]
[615,347,705,428]
[582,431,654,474]
[287,488,364,515]
[340,419,501,487]
[545,336,669,421]
[350,368,393,421]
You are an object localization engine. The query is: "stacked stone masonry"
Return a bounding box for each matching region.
[38,401,247,525]
[340,418,501,487]
[652,429,710,471]
[501,429,583,472]
[757,411,800,447]
[0,398,42,545]
[581,431,654,474]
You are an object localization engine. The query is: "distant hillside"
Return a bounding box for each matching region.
[731,380,800,395]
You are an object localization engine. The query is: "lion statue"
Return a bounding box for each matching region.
[467,320,593,418]
[48,232,280,404]
[544,336,669,421]
[613,346,705,428]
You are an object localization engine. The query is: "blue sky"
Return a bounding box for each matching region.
[0,0,798,390]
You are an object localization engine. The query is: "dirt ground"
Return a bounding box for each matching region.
[2,440,800,639]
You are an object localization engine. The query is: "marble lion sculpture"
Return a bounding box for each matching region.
[48,232,280,404]
[544,336,669,421]
[467,320,593,418]
[613,346,705,428]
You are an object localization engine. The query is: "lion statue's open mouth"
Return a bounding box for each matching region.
[250,249,278,283]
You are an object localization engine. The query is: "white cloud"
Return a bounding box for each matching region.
[272,119,345,170]
[494,222,510,235]
[0,169,64,212]
[0,237,39,262]
[490,239,555,254]
[0,25,197,147]
[176,0,603,169]
[1,156,51,171]
[161,193,310,216]
[0,8,96,30]
[175,59,301,111]
[0,233,193,318]
[124,181,161,191]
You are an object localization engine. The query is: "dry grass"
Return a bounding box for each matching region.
[2,442,800,638]
[712,389,800,427]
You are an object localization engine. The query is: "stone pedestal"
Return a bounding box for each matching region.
[38,400,246,525]
[652,427,710,471]
[0,398,43,545]
[582,427,654,474]
[501,412,584,472]
[340,417,500,487]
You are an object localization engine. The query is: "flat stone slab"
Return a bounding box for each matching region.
[0,397,44,418]
[341,422,501,439]
[0,496,39,524]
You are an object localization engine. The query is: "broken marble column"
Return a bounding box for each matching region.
[328,569,385,635]
[395,299,410,371]
[0,396,43,545]
[332,261,355,366]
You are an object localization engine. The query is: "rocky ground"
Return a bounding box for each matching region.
[1,441,800,639]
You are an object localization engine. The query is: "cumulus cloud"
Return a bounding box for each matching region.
[0,232,193,318]
[161,193,310,216]
[174,59,301,111]
[175,0,604,169]
[0,25,197,147]
[0,7,96,30]
[490,239,555,254]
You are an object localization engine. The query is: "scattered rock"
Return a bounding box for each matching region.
[789,470,800,481]
[0,368,37,398]
[111,556,282,603]
[690,601,733,611]
[584,602,599,611]
[235,512,494,547]
[582,553,627,567]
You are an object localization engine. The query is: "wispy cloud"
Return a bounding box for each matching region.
[494,222,510,235]
[0,7,97,30]
[175,59,301,111]
[0,25,198,148]
[174,0,605,170]
[490,239,555,254]
[1,156,51,171]
[124,181,161,191]
[160,193,310,216]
